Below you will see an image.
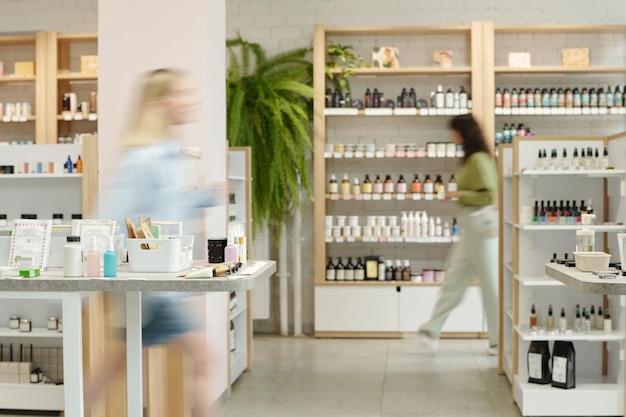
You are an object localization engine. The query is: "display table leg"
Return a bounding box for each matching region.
[62,292,85,417]
[126,291,143,417]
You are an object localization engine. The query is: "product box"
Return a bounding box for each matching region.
[14,61,35,76]
[508,52,531,68]
[80,55,98,75]
[562,48,589,68]
[433,50,453,68]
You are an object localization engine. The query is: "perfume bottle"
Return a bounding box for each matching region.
[530,304,538,329]
[546,305,554,330]
[574,305,582,332]
[559,308,567,332]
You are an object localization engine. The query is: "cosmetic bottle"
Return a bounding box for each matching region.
[363,175,372,194]
[396,175,407,194]
[382,175,394,194]
[576,213,596,252]
[373,175,383,194]
[600,147,609,169]
[447,174,457,193]
[238,236,247,264]
[435,217,442,236]
[593,148,600,169]
[532,201,539,224]
[535,150,543,170]
[414,212,421,237]
[364,88,372,108]
[435,85,444,108]
[559,308,567,332]
[547,305,554,330]
[517,123,526,137]
[332,89,341,108]
[541,88,550,107]
[86,235,100,278]
[409,88,417,106]
[343,91,351,108]
[541,149,548,169]
[604,308,612,333]
[63,236,84,277]
[550,88,558,107]
[442,221,450,237]
[400,212,408,237]
[345,257,355,281]
[615,85,624,107]
[428,217,435,237]
[495,87,503,107]
[539,201,547,224]
[372,88,380,108]
[452,218,459,236]
[328,174,338,194]
[572,148,580,169]
[582,87,590,107]
[557,88,565,108]
[423,175,433,195]
[511,88,519,107]
[445,87,454,108]
[411,175,421,193]
[377,256,385,281]
[590,305,595,325]
[352,178,361,196]
[354,257,365,281]
[526,88,534,107]
[65,155,73,174]
[407,212,415,237]
[421,211,429,238]
[586,198,594,214]
[326,257,336,281]
[62,94,71,116]
[533,88,541,108]
[560,149,568,170]
[335,257,345,281]
[225,232,238,262]
[459,86,468,108]
[519,88,527,107]
[401,260,411,281]
[384,260,393,281]
[341,174,350,196]
[598,87,606,108]
[325,88,333,107]
[503,88,511,108]
[435,175,445,200]
[596,306,603,330]
[575,306,582,332]
[584,312,591,333]
[559,201,566,224]
[530,304,538,329]
[573,87,581,107]
[103,236,117,278]
[549,149,558,169]
[606,86,614,108]
[590,88,598,107]
[75,155,83,173]
[565,88,573,107]
[394,260,403,281]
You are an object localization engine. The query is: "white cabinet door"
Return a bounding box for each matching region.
[398,286,484,333]
[315,286,398,332]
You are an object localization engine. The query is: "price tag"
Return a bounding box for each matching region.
[64,114,73,121]
[333,153,343,158]
[452,108,460,115]
[424,193,433,201]
[2,116,9,122]
[558,108,566,115]
[354,194,363,201]
[19,116,27,122]
[565,108,574,115]
[372,194,381,201]
[325,237,333,243]
[460,108,469,115]
[591,107,599,115]
[74,114,83,121]
[610,108,620,115]
[346,237,355,243]
[363,194,372,200]
[378,237,388,243]
[503,108,511,116]
[324,108,358,116]
[582,108,591,115]
[527,108,536,115]
[11,116,19,122]
[330,194,339,201]
[436,108,445,116]
[511,108,520,115]
[444,109,453,116]
[324,152,332,159]
[420,108,428,116]
[383,193,392,201]
[542,108,550,116]
[620,108,626,115]
[88,113,98,121]
[428,108,437,116]
[574,108,582,115]
[396,193,405,201]
[342,194,351,201]
[549,108,558,115]
[412,193,422,201]
[599,107,608,115]
[394,108,417,116]
[494,107,503,115]
[364,108,392,116]
[519,108,528,115]
[335,237,344,243]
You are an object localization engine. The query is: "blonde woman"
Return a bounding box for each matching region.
[86,69,223,417]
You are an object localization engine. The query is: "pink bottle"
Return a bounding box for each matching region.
[86,235,100,277]
[224,232,238,263]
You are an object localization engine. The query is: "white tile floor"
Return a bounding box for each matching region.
[224,336,523,417]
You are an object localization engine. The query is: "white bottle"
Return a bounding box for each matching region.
[443,221,451,237]
[453,92,460,109]
[407,212,415,237]
[63,236,84,277]
[435,85,445,108]
[421,211,429,237]
[414,213,421,237]
[401,211,408,237]
[428,217,435,237]
[459,86,468,109]
[604,308,612,333]
[445,87,454,108]
[435,217,442,236]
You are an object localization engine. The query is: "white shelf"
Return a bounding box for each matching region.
[0,383,64,410]
[228,220,246,226]
[504,219,514,226]
[505,307,513,321]
[514,274,564,287]
[514,325,624,342]
[228,176,246,181]
[230,349,247,384]
[517,169,626,177]
[0,327,63,338]
[326,236,458,244]
[230,304,247,320]
[515,224,626,232]
[514,376,623,417]
[503,351,513,383]
[0,174,83,179]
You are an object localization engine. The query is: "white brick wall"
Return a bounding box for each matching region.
[226,0,626,334]
[0,0,97,33]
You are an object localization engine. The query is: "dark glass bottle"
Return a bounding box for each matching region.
[345,257,355,281]
[325,257,335,281]
[354,257,365,281]
[335,257,345,281]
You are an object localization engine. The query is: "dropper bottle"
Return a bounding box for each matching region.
[103,236,117,278]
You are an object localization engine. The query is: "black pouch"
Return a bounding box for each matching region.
[527,341,551,384]
[551,341,575,389]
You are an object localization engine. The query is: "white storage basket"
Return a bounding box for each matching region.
[573,251,610,272]
[127,235,194,273]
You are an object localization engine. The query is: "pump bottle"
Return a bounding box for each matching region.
[103,236,117,278]
[86,235,100,277]
[576,213,596,252]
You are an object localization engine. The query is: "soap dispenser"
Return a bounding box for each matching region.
[576,213,596,252]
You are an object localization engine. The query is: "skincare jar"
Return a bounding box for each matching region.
[446,143,456,158]
[422,269,435,282]
[416,147,426,158]
[348,216,359,227]
[325,215,334,227]
[426,143,437,158]
[9,315,20,329]
[47,317,58,330]
[436,142,447,158]
[342,226,352,237]
[331,226,341,238]
[352,226,362,237]
[335,216,347,227]
[385,144,396,157]
[366,216,377,227]
[19,319,31,332]
[434,270,446,282]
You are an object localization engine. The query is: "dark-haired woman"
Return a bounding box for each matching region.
[418,115,498,355]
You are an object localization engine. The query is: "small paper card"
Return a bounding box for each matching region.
[9,220,53,270]
[433,51,453,68]
[562,48,589,68]
[508,52,531,68]
[72,219,116,257]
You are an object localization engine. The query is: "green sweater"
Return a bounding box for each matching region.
[456,152,498,207]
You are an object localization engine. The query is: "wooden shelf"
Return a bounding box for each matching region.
[328,67,471,76]
[0,36,36,45]
[56,73,98,81]
[515,325,623,342]
[495,66,626,74]
[326,194,447,201]
[325,108,471,117]
[325,26,471,36]
[57,114,98,121]
[326,236,458,244]
[0,116,36,123]
[495,24,626,34]
[0,76,36,84]
[495,108,626,116]
[57,33,98,42]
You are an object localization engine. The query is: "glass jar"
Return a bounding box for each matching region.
[19,319,31,332]
[9,315,20,329]
[47,317,58,330]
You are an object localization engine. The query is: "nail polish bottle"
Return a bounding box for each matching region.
[559,308,567,332]
[604,308,612,333]
[546,305,554,330]
[533,201,539,224]
[539,201,547,224]
[530,304,538,329]
[559,201,566,224]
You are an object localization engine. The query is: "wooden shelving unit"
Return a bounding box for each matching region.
[313,23,488,338]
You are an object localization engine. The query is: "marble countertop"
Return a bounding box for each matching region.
[545,263,626,295]
[0,260,276,292]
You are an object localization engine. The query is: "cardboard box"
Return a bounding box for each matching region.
[562,48,589,67]
[508,52,531,68]
[14,61,35,76]
[433,50,453,68]
[80,55,98,76]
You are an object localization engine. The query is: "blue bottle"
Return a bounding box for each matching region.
[103,236,117,278]
[65,155,73,174]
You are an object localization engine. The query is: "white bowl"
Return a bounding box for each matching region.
[573,251,610,272]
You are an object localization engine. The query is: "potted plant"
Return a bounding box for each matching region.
[226,35,315,237]
[325,42,367,95]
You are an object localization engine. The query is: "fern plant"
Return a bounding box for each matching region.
[226,35,315,237]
